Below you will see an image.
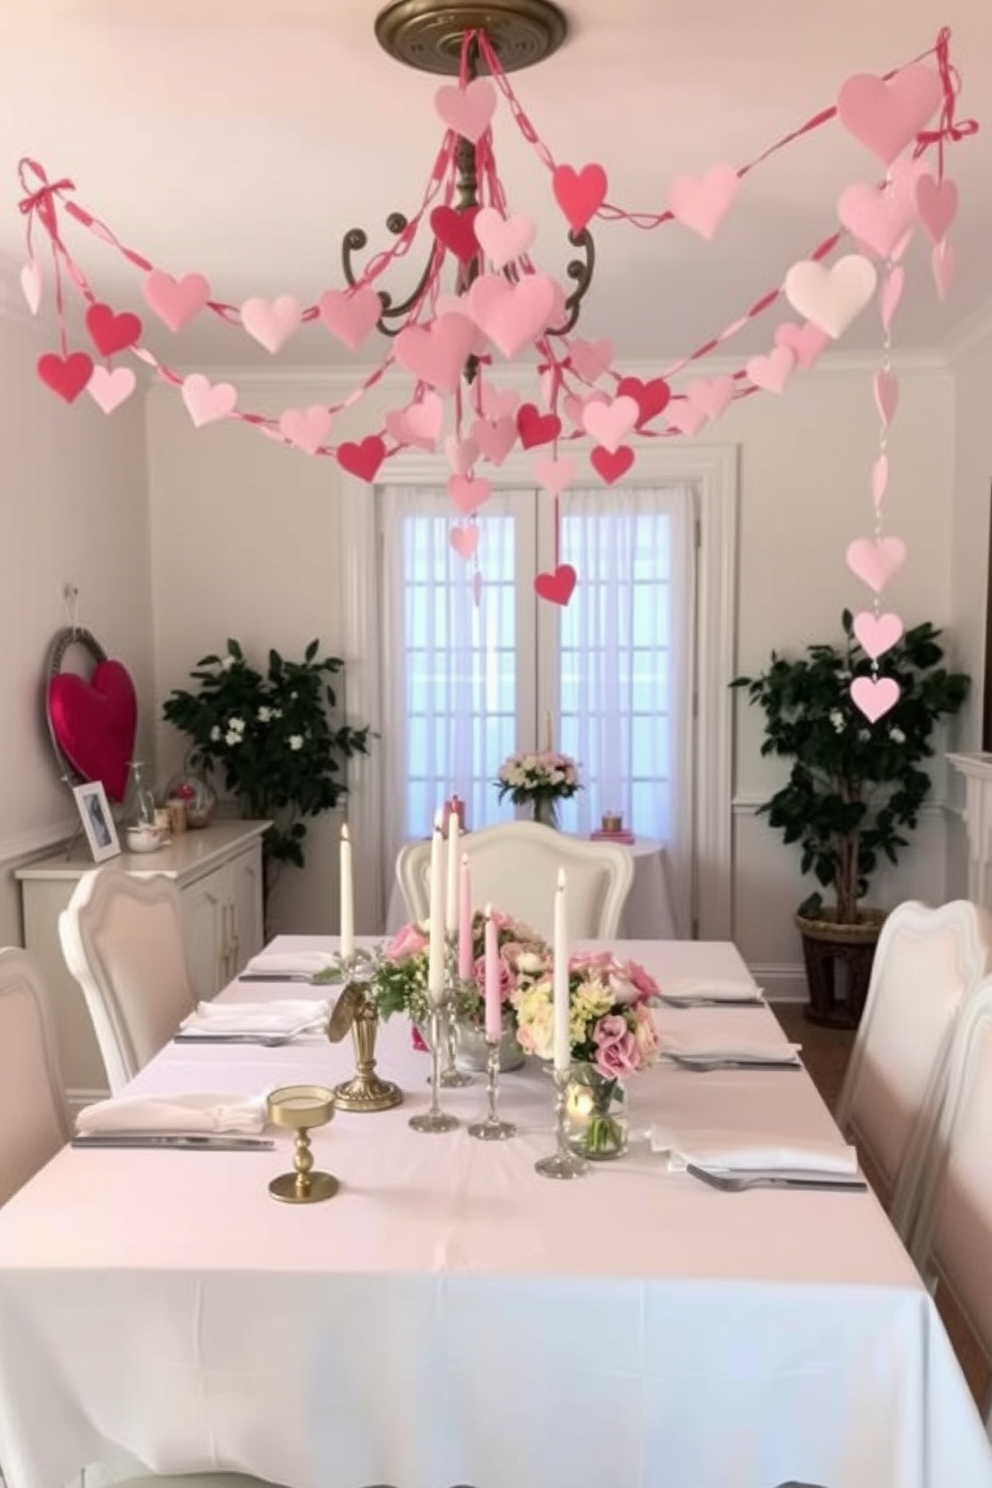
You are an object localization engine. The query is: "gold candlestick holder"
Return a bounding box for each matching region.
[330,982,403,1113]
[267,1084,338,1204]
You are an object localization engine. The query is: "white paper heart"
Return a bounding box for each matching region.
[784,254,878,339]
[86,365,136,414]
[20,258,42,315]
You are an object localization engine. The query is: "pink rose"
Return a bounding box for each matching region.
[570,949,613,975]
[592,1013,639,1079]
[387,923,428,961]
[631,1003,660,1063]
[473,951,515,1002]
[623,959,660,1001]
[410,1024,429,1053]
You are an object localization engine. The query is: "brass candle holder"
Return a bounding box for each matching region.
[330,981,403,1113]
[267,1084,338,1204]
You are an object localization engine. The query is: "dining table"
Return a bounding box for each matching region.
[0,934,989,1488]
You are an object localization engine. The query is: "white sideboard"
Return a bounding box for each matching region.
[17,820,269,1104]
[947,753,992,913]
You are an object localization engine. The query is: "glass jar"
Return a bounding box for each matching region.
[566,1062,628,1160]
[124,760,157,829]
[165,755,216,829]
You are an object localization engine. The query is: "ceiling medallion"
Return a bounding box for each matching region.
[375,0,568,75]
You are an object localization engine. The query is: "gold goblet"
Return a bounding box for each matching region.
[267,1085,338,1204]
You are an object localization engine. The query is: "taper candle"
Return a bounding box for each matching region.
[427,812,446,1006]
[484,903,502,1043]
[339,823,355,963]
[458,854,473,980]
[544,709,553,752]
[445,808,460,935]
[552,868,570,1073]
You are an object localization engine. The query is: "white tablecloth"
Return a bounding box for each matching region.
[0,936,988,1488]
[387,835,679,938]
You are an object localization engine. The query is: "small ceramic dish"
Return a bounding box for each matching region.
[126,825,165,854]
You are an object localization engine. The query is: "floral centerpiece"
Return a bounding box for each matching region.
[495,749,582,829]
[512,949,661,1158]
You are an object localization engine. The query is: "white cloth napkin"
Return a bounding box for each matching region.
[651,1126,859,1176]
[76,1092,268,1137]
[178,999,330,1037]
[244,949,338,976]
[663,1034,801,1064]
[662,977,764,1001]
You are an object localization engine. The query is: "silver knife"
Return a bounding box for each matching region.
[659,994,765,1008]
[71,1134,274,1151]
[238,973,317,983]
[686,1163,867,1192]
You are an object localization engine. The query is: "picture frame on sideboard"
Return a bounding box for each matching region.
[73,781,121,863]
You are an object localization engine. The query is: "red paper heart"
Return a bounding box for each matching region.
[516,404,561,449]
[37,351,93,404]
[337,436,386,483]
[590,445,635,485]
[430,206,480,265]
[552,163,608,234]
[616,376,671,427]
[48,660,137,802]
[85,303,143,357]
[534,564,577,607]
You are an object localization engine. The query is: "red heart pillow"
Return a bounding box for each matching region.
[47,660,138,802]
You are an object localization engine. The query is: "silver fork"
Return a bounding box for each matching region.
[686,1163,868,1192]
[173,1031,306,1048]
[667,1052,802,1072]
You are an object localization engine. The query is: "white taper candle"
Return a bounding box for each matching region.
[339,823,355,963]
[427,811,446,1006]
[445,808,460,935]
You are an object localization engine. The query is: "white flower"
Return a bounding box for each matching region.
[227,717,246,734]
[858,728,871,742]
[889,727,906,743]
[220,654,237,671]
[288,734,304,751]
[272,708,283,719]
[257,706,273,723]
[209,725,221,742]
[829,709,845,732]
[224,730,242,747]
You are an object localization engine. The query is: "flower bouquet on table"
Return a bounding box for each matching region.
[512,950,661,1159]
[495,750,582,829]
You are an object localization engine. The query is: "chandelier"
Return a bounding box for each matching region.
[15,2,976,721]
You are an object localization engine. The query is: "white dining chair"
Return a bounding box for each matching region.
[906,976,992,1431]
[834,898,992,1239]
[396,820,635,942]
[0,947,69,1206]
[59,866,198,1093]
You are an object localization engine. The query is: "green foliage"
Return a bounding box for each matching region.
[731,611,969,923]
[162,638,372,897]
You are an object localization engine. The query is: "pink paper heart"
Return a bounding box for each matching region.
[879,266,905,332]
[86,365,136,414]
[181,373,237,427]
[569,337,614,384]
[385,392,444,452]
[395,311,477,393]
[470,416,517,467]
[837,64,942,167]
[318,285,381,352]
[241,295,302,354]
[853,610,904,660]
[337,435,386,482]
[874,370,899,427]
[590,446,635,484]
[915,175,958,244]
[582,394,639,453]
[435,294,489,356]
[85,303,142,357]
[533,564,577,607]
[552,163,608,234]
[448,473,492,515]
[430,205,480,265]
[774,321,829,369]
[846,536,907,593]
[850,674,900,724]
[837,181,916,261]
[467,273,557,359]
[20,258,41,314]
[932,241,956,301]
[563,390,607,429]
[279,406,333,455]
[444,435,479,476]
[450,525,479,560]
[479,386,520,421]
[517,403,561,450]
[784,255,877,339]
[668,162,739,240]
[144,270,210,333]
[616,377,672,427]
[666,400,707,437]
[534,455,577,498]
[871,454,889,508]
[686,375,735,421]
[746,346,795,395]
[37,351,93,404]
[474,207,535,269]
[434,77,497,143]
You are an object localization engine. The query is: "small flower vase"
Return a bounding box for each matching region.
[532,797,560,830]
[566,1063,628,1161]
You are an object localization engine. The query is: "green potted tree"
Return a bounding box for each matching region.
[731,611,969,1028]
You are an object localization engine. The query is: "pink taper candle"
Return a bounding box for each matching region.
[458,854,473,981]
[484,904,502,1043]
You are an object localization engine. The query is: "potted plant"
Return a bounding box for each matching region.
[162,638,372,910]
[731,611,969,1027]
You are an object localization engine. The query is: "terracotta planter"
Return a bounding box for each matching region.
[794,907,887,1030]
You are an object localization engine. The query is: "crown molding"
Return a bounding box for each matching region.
[940,296,992,366]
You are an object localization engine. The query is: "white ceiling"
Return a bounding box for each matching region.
[0,0,988,369]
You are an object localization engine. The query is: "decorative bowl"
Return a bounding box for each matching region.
[125,825,166,854]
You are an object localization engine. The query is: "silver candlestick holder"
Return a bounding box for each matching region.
[535,1065,587,1179]
[439,940,473,1088]
[468,1036,516,1141]
[409,1000,460,1134]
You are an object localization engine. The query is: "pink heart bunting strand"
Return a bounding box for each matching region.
[466,273,557,359]
[85,303,143,357]
[474,207,535,269]
[932,241,956,301]
[871,454,889,509]
[837,181,916,262]
[279,406,333,455]
[318,285,382,352]
[450,525,479,561]
[590,445,635,484]
[615,376,671,427]
[144,270,211,333]
[668,162,740,240]
[430,205,480,265]
[582,394,639,453]
[337,436,386,483]
[552,163,608,234]
[181,374,237,428]
[37,351,93,404]
[448,473,492,516]
[569,337,614,384]
[516,403,561,450]
[479,386,520,422]
[20,258,41,314]
[434,77,497,143]
[86,365,136,414]
[874,370,899,427]
[774,321,829,370]
[837,64,943,167]
[746,346,796,395]
[915,176,958,244]
[846,536,907,594]
[879,267,905,333]
[386,393,444,452]
[783,255,877,339]
[686,375,735,422]
[563,390,607,429]
[666,400,708,437]
[241,295,302,354]
[534,564,577,607]
[470,416,517,467]
[851,674,901,724]
[444,435,479,477]
[534,454,577,498]
[394,312,477,393]
[853,610,904,660]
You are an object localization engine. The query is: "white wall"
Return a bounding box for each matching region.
[0,306,152,944]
